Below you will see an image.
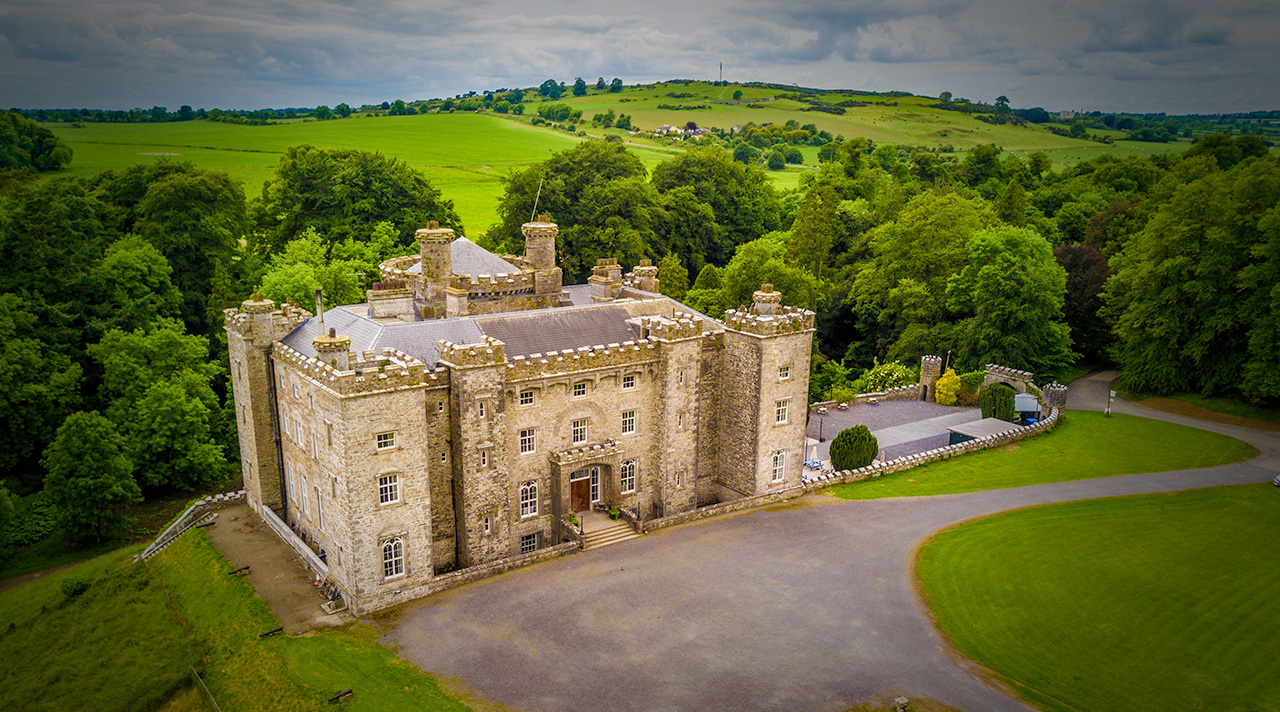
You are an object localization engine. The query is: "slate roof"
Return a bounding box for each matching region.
[404,237,520,277]
[474,305,640,359]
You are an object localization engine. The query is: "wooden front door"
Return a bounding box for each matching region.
[571,478,590,512]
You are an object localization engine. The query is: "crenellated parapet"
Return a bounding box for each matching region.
[1043,382,1068,408]
[273,342,439,396]
[722,305,815,337]
[458,271,536,299]
[438,336,507,369]
[637,313,703,342]
[506,339,659,380]
[985,363,1034,381]
[224,298,311,344]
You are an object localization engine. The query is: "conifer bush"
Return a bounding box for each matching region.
[935,368,961,405]
[980,382,1017,420]
[830,425,878,470]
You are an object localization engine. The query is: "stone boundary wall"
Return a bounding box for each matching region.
[801,406,1063,488]
[425,541,579,597]
[640,485,806,533]
[808,383,922,417]
[137,490,246,562]
[261,506,329,579]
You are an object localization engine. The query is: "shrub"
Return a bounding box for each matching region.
[857,360,918,393]
[958,370,986,406]
[830,425,879,470]
[935,368,961,406]
[980,382,1017,420]
[60,575,90,599]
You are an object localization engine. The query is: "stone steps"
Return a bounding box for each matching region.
[582,519,641,550]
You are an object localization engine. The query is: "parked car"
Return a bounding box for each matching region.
[1273,473,1280,487]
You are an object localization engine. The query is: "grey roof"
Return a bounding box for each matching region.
[404,237,521,277]
[474,305,641,359]
[280,307,487,368]
[947,418,1022,439]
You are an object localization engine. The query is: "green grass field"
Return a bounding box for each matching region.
[0,532,470,712]
[824,411,1256,500]
[917,483,1280,712]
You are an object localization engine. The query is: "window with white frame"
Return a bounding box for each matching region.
[772,450,786,482]
[438,401,445,413]
[483,516,491,534]
[778,365,791,380]
[279,375,285,390]
[382,537,404,578]
[285,460,294,499]
[520,389,535,406]
[572,418,588,444]
[519,482,538,517]
[621,410,636,434]
[478,401,486,418]
[622,374,636,390]
[292,384,299,400]
[376,431,395,450]
[520,428,536,454]
[572,382,587,398]
[620,460,636,493]
[315,486,324,531]
[775,398,790,424]
[481,450,488,467]
[520,533,537,554]
[378,474,399,504]
[299,474,309,516]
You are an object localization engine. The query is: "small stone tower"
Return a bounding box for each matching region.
[589,258,623,302]
[633,259,660,293]
[920,355,943,402]
[417,222,455,319]
[522,215,563,297]
[224,295,310,516]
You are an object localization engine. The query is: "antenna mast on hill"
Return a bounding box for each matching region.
[720,63,723,82]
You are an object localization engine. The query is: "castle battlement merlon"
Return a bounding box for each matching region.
[274,342,431,396]
[506,339,659,380]
[224,299,312,342]
[722,306,815,336]
[985,363,1034,381]
[438,336,507,369]
[637,314,703,342]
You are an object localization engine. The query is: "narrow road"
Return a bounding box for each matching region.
[386,373,1279,712]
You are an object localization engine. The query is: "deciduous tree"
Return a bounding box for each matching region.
[41,412,141,544]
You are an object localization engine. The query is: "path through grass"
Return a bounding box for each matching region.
[825,411,1256,500]
[917,483,1280,712]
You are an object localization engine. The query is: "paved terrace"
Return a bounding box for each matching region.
[806,401,981,463]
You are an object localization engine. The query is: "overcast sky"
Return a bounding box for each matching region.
[2,0,1277,115]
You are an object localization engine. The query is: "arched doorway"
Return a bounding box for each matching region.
[569,465,602,512]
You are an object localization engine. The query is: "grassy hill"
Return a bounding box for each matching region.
[45,80,1188,234]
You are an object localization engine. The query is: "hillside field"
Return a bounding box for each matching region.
[45,81,1188,235]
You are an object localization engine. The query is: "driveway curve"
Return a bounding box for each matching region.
[386,373,1280,712]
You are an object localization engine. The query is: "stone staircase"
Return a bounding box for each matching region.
[581,512,642,550]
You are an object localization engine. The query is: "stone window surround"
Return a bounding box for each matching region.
[772,450,786,482]
[519,481,538,517]
[622,373,638,390]
[519,388,536,406]
[775,398,790,425]
[572,381,588,398]
[381,534,406,580]
[520,532,537,554]
[376,431,396,451]
[572,418,589,444]
[778,364,791,381]
[520,427,536,454]
[621,409,636,435]
[620,459,637,493]
[378,472,400,505]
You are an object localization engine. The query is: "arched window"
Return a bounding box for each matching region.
[620,460,636,493]
[520,482,538,517]
[382,537,404,578]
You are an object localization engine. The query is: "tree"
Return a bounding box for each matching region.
[573,78,587,96]
[125,378,228,491]
[596,77,606,91]
[250,145,460,257]
[91,236,182,334]
[539,79,564,100]
[41,412,141,544]
[994,180,1027,226]
[995,95,1010,113]
[335,103,353,118]
[830,425,878,470]
[766,150,786,170]
[733,90,743,100]
[610,78,623,93]
[0,111,73,171]
[656,252,690,301]
[1055,244,1112,363]
[934,368,961,405]
[979,383,1016,420]
[787,184,840,287]
[315,105,333,120]
[938,91,952,103]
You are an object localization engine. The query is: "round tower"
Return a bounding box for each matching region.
[313,327,352,370]
[522,214,558,271]
[417,221,454,280]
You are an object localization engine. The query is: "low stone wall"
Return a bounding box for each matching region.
[426,542,579,596]
[261,506,329,579]
[137,490,246,562]
[801,407,1062,488]
[641,485,806,533]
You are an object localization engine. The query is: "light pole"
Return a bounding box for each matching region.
[817,407,827,442]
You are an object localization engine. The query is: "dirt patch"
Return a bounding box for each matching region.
[1130,396,1280,433]
[203,503,350,634]
[993,444,1021,452]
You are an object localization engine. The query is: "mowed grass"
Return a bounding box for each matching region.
[0,546,199,712]
[916,483,1280,712]
[148,530,470,712]
[824,411,1256,500]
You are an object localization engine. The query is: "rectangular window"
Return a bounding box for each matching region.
[520,389,535,406]
[621,410,636,434]
[382,537,404,578]
[573,382,587,398]
[292,384,299,400]
[520,482,538,517]
[315,486,324,532]
[481,450,488,467]
[483,516,491,534]
[678,369,685,385]
[622,374,636,390]
[308,393,314,410]
[520,428,536,454]
[300,475,309,517]
[775,398,790,424]
[440,451,447,463]
[677,412,683,430]
[438,401,445,413]
[478,401,485,418]
[772,450,786,482]
[326,422,333,448]
[572,418,588,444]
[620,460,636,493]
[778,365,791,380]
[285,460,294,499]
[279,375,286,390]
[520,533,536,554]
[376,431,395,450]
[379,474,399,504]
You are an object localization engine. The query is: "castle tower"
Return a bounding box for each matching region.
[639,314,706,515]
[313,328,351,370]
[224,295,310,516]
[418,222,455,318]
[633,259,660,293]
[719,286,814,497]
[920,355,942,402]
[522,214,557,271]
[438,337,514,568]
[588,258,623,302]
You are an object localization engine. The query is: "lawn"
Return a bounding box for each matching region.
[916,483,1280,712]
[824,411,1256,500]
[0,531,470,712]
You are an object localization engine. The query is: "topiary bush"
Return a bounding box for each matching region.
[980,382,1017,421]
[830,425,879,470]
[856,360,918,394]
[935,368,961,405]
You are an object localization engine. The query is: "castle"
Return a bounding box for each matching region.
[225,217,814,613]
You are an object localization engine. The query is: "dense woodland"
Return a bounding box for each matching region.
[0,104,1277,559]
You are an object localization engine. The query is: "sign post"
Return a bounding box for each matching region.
[1106,389,1115,415]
